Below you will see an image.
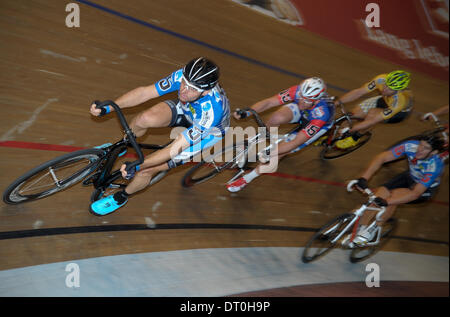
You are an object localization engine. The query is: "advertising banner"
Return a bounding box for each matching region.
[232,0,449,81]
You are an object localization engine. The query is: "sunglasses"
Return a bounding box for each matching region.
[181,75,204,93]
[299,94,314,105]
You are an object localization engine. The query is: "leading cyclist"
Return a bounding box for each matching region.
[89,57,230,215]
[227,77,334,192]
[348,134,446,245]
[335,70,413,149]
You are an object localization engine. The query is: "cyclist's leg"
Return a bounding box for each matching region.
[130,99,187,137]
[350,108,385,132]
[265,103,297,127]
[167,133,223,167]
[373,184,438,224]
[350,96,382,119]
[358,170,411,226]
[124,162,170,195]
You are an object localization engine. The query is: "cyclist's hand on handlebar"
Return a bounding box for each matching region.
[120,162,140,180]
[90,101,111,117]
[356,177,368,190]
[373,196,388,207]
[347,177,368,192]
[90,103,102,116]
[233,108,251,120]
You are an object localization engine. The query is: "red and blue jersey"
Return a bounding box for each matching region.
[277,85,335,139]
[391,140,445,188]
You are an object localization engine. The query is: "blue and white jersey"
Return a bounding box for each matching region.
[391,140,445,188]
[155,69,230,144]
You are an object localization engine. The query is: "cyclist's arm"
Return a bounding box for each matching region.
[276,119,325,155]
[360,150,398,181]
[249,95,281,113]
[114,84,160,109]
[248,86,297,114]
[433,104,449,116]
[139,132,190,170]
[276,131,309,155]
[337,86,369,104]
[386,183,428,205]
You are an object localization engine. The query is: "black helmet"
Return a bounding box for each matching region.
[420,134,446,152]
[182,57,219,90]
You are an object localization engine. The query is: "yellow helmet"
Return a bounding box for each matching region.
[386,70,410,90]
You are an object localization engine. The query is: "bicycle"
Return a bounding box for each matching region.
[317,101,372,160]
[3,100,170,206]
[302,182,397,263]
[181,108,301,187]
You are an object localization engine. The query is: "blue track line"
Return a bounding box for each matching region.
[75,0,348,92]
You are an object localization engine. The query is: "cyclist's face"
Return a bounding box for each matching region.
[382,85,397,96]
[298,97,316,110]
[416,141,433,159]
[179,78,203,102]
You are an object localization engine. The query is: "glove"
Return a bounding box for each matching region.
[235,109,251,119]
[356,177,368,190]
[374,197,388,207]
[124,162,140,180]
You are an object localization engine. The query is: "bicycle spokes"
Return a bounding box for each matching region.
[11,156,97,199]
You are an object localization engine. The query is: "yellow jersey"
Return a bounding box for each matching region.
[365,74,414,119]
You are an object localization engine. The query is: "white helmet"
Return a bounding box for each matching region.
[299,77,326,101]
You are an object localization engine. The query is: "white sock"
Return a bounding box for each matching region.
[243,169,260,183]
[357,224,367,234]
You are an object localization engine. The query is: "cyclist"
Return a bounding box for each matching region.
[348,134,446,245]
[335,70,413,149]
[89,57,230,215]
[226,77,334,192]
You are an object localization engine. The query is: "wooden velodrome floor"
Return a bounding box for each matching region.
[0,0,448,296]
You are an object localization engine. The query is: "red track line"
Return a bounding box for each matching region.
[268,172,346,187]
[1,140,448,206]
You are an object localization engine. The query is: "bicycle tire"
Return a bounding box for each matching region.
[302,213,355,263]
[3,148,103,204]
[349,218,397,263]
[320,131,372,160]
[181,144,244,188]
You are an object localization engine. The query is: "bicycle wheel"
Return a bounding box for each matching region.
[181,144,245,187]
[320,132,372,160]
[302,213,355,263]
[3,148,103,204]
[349,218,397,263]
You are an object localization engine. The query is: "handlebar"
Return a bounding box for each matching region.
[422,112,448,143]
[423,112,439,123]
[94,100,145,171]
[235,108,270,140]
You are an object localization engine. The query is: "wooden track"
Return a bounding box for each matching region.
[0,0,448,296]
